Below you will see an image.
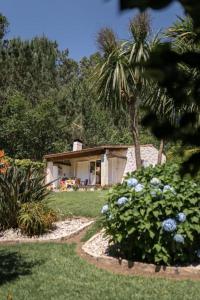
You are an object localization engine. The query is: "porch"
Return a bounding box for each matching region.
[47,156,103,189]
[45,146,127,189]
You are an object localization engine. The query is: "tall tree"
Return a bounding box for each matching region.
[95,13,153,169]
[0,13,9,40]
[0,36,78,104]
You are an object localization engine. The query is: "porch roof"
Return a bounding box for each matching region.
[44,145,131,161]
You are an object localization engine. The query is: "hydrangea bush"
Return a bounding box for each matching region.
[101,164,200,265]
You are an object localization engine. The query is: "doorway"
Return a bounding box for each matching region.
[89,160,101,185]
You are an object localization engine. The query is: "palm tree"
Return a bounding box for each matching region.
[95,13,152,169]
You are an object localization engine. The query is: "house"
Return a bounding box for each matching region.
[44,140,166,188]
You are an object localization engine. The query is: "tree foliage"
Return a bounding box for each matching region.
[120,0,200,175]
[0,13,164,160]
[0,13,9,40]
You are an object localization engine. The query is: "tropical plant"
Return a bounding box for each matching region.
[101,163,200,265]
[119,0,200,176]
[0,165,52,229]
[95,13,154,169]
[18,202,57,236]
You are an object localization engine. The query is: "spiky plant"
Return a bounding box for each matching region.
[0,164,52,230]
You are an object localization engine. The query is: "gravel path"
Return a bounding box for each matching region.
[0,218,93,242]
[82,230,110,258]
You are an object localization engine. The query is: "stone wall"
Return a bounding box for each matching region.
[123,145,166,178]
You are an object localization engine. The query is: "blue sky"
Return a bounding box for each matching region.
[0,0,183,61]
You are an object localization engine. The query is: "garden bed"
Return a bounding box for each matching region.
[0,218,93,243]
[82,230,200,279]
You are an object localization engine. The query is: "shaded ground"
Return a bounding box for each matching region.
[0,249,43,286]
[0,239,200,300]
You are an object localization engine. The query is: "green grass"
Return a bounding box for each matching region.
[45,191,106,218]
[81,219,103,242]
[0,243,200,300]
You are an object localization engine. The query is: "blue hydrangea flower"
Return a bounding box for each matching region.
[197,249,200,258]
[150,188,162,198]
[173,234,184,244]
[163,185,175,194]
[134,184,144,192]
[176,212,186,223]
[101,204,109,214]
[117,197,128,206]
[127,177,138,187]
[150,177,161,186]
[162,218,177,232]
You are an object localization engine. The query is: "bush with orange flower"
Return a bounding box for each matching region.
[0,150,9,173]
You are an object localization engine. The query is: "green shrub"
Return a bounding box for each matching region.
[101,163,200,265]
[7,157,44,171]
[18,202,57,236]
[0,165,51,230]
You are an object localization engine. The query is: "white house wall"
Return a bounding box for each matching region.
[108,157,114,184]
[60,165,71,177]
[76,161,90,182]
[108,157,126,184]
[46,161,53,184]
[101,153,109,186]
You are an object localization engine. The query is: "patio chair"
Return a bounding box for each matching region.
[80,179,88,186]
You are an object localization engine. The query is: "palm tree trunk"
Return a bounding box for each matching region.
[157,139,164,165]
[129,99,142,169]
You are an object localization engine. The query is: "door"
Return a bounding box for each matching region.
[89,160,101,185]
[89,161,96,185]
[96,160,101,184]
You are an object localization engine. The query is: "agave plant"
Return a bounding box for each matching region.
[0,164,52,230]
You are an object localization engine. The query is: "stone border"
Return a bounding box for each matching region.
[82,231,200,278]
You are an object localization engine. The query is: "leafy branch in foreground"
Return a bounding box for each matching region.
[119,1,200,175]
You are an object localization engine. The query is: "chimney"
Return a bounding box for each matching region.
[73,139,83,151]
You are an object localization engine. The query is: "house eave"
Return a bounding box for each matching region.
[44,144,155,161]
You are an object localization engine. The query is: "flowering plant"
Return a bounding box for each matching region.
[101,163,200,265]
[162,218,177,232]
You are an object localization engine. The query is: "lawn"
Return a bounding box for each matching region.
[0,243,200,300]
[45,191,106,218]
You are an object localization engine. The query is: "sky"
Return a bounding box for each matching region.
[0,0,183,61]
